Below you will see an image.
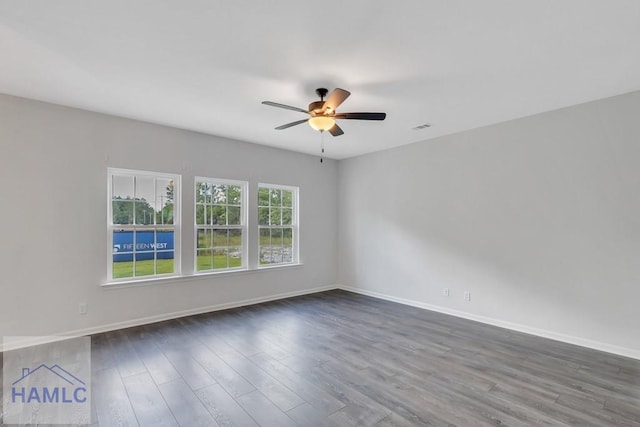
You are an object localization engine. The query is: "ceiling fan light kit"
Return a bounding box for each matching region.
[308,116,335,132]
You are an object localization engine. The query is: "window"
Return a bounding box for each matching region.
[108,169,180,281]
[258,184,298,266]
[195,178,247,272]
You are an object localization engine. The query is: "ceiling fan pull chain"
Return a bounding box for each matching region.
[320,131,325,163]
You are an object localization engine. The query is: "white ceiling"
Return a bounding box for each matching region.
[1,1,640,159]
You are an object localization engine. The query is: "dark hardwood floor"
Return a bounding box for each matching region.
[4,289,640,426]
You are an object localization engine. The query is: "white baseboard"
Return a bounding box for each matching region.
[5,284,638,361]
[0,285,338,352]
[337,285,640,361]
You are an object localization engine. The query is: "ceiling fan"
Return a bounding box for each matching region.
[262,88,386,136]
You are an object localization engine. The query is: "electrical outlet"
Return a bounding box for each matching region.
[464,292,471,302]
[79,303,87,315]
[443,288,450,297]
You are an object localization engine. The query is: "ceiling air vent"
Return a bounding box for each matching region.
[412,123,432,130]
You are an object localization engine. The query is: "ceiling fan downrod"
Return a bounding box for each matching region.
[315,88,328,101]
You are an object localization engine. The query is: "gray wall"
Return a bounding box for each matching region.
[0,94,338,344]
[338,91,640,358]
[2,90,639,358]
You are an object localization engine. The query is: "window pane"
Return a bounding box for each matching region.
[156,178,174,225]
[135,176,155,203]
[113,230,134,257]
[259,228,271,264]
[228,206,241,225]
[283,228,293,246]
[259,247,271,264]
[283,245,293,263]
[212,185,227,205]
[157,203,174,225]
[283,228,293,263]
[113,257,133,279]
[259,227,270,245]
[197,249,213,271]
[270,228,282,264]
[228,185,241,205]
[197,228,211,249]
[213,229,228,247]
[229,247,242,268]
[211,205,226,225]
[113,175,134,199]
[134,253,155,277]
[213,248,228,269]
[136,230,155,252]
[258,187,270,206]
[196,204,206,225]
[156,230,174,274]
[156,229,174,254]
[196,181,207,203]
[271,249,283,264]
[282,190,293,208]
[135,200,155,225]
[204,182,213,204]
[271,227,283,246]
[270,189,281,207]
[112,200,133,224]
[156,253,174,274]
[258,207,269,226]
[229,229,242,246]
[270,208,282,226]
[113,229,134,278]
[156,179,174,206]
[270,228,283,263]
[282,208,292,225]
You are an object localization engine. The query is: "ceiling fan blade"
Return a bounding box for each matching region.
[328,123,344,137]
[323,88,351,112]
[262,101,309,114]
[334,112,386,121]
[275,119,309,130]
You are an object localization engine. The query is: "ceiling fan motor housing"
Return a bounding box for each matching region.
[308,100,326,115]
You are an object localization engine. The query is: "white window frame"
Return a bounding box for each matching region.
[258,183,299,267]
[107,168,181,283]
[194,177,248,273]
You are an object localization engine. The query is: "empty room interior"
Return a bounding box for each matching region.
[1,1,639,426]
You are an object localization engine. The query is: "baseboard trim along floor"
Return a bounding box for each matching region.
[3,283,638,361]
[338,285,640,361]
[0,285,337,352]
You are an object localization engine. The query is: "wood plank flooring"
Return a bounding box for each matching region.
[3,289,639,426]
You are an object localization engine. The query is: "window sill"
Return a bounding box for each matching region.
[101,262,304,289]
[256,262,301,271]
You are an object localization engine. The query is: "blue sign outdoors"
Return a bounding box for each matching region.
[113,231,174,262]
